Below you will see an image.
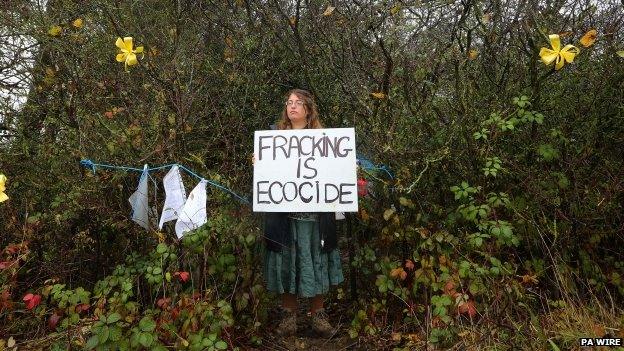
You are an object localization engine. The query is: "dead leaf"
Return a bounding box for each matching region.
[323,6,335,16]
[521,274,538,285]
[468,49,478,60]
[592,324,606,337]
[360,208,370,222]
[390,267,407,280]
[371,92,387,99]
[383,208,395,221]
[579,29,597,47]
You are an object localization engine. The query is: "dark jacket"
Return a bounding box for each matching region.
[263,212,337,253]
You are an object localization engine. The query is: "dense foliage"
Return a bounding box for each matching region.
[1,0,623,349]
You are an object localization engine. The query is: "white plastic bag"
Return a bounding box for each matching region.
[159,165,187,230]
[128,164,150,230]
[175,179,207,239]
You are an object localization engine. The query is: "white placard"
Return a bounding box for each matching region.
[253,128,358,212]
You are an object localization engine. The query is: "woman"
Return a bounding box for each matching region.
[260,89,344,338]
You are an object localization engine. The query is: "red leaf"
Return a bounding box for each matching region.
[357,179,368,197]
[405,259,415,270]
[75,303,90,313]
[0,261,13,270]
[1,290,13,311]
[171,307,180,320]
[443,280,456,297]
[175,271,190,283]
[157,297,171,309]
[458,300,477,318]
[5,244,22,255]
[23,293,41,310]
[48,313,61,330]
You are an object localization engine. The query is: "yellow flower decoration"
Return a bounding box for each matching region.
[115,37,144,70]
[539,34,580,70]
[0,174,8,203]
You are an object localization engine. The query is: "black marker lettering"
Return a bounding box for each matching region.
[315,181,320,203]
[303,157,317,179]
[336,136,352,157]
[268,181,283,204]
[258,136,272,161]
[256,181,270,204]
[339,183,355,204]
[300,136,313,156]
[313,136,324,157]
[298,182,313,203]
[288,136,300,158]
[283,182,297,202]
[324,183,340,203]
[273,136,287,160]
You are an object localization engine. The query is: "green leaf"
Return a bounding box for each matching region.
[548,339,561,351]
[215,340,228,350]
[617,50,624,58]
[139,317,157,332]
[85,335,99,349]
[106,312,121,324]
[139,332,154,347]
[109,326,122,342]
[98,325,110,344]
[156,243,167,254]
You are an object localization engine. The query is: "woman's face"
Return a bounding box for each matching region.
[286,93,307,125]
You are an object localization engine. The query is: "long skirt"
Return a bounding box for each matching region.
[263,216,344,298]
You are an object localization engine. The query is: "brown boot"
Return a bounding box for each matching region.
[276,308,297,336]
[311,308,334,338]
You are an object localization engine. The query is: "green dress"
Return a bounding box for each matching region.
[263,213,344,298]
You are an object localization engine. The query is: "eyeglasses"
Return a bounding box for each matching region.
[285,100,304,107]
